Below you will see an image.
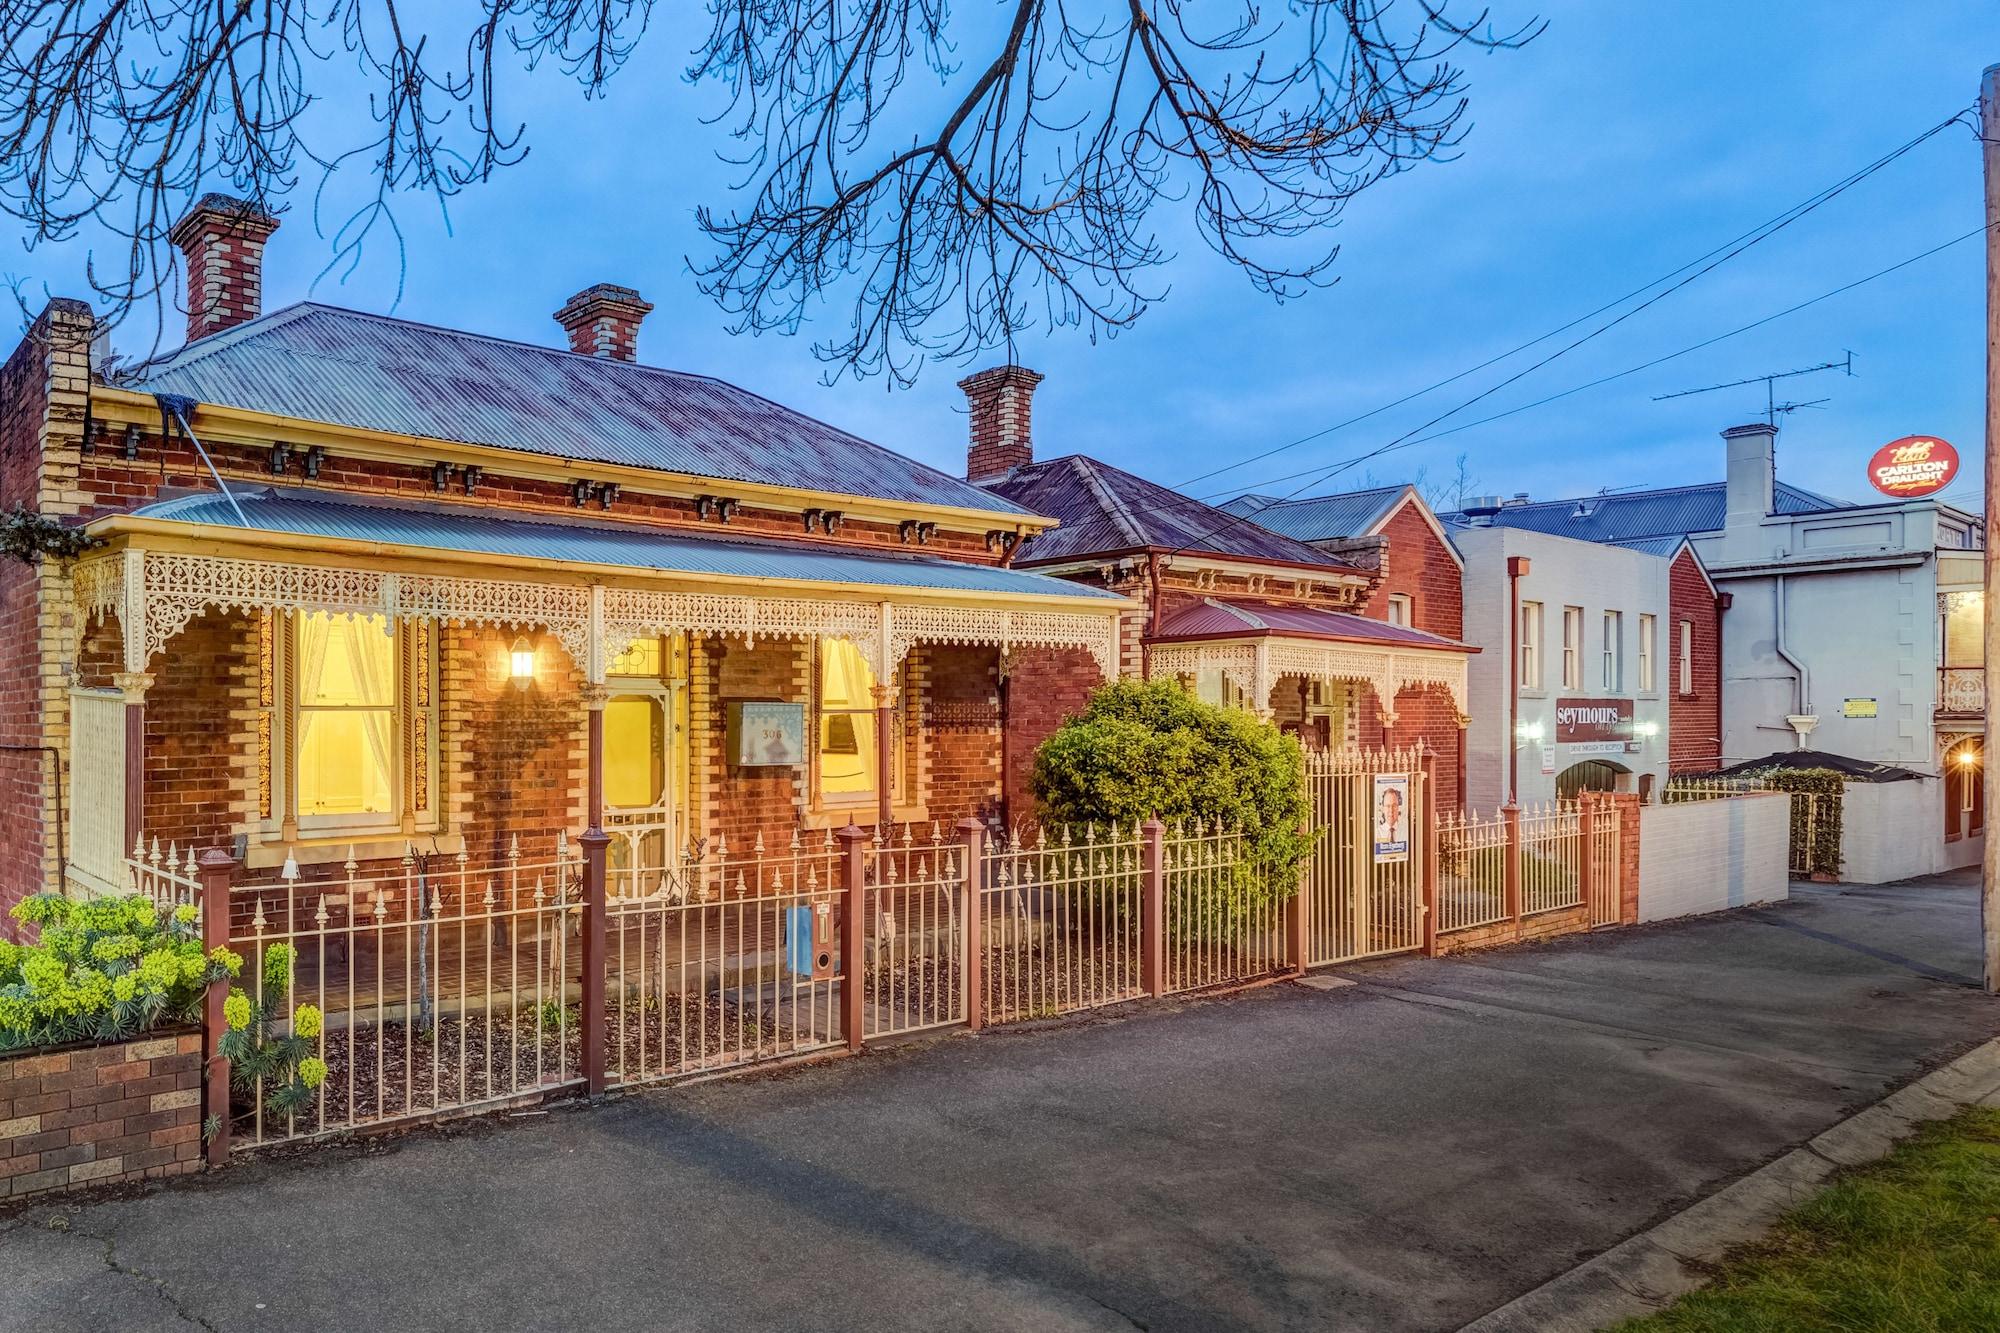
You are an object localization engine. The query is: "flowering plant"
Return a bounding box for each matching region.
[216,944,329,1119]
[0,894,238,1053]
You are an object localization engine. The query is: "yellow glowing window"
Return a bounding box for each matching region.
[294,613,397,817]
[605,695,666,809]
[818,639,879,803]
[609,636,665,679]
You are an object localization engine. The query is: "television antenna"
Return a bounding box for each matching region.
[1652,353,1856,426]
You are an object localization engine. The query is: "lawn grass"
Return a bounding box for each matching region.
[1615,1105,2000,1331]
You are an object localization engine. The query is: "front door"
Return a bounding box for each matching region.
[603,636,686,899]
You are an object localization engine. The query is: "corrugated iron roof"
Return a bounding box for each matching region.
[118,303,1031,517]
[1152,598,1474,651]
[1216,485,1407,542]
[123,487,1120,600]
[1439,480,1846,546]
[981,455,1359,570]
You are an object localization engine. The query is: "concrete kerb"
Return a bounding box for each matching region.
[1459,1036,2000,1333]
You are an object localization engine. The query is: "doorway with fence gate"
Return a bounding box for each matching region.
[1304,749,1429,965]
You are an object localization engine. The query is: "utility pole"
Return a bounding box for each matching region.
[1982,63,1999,995]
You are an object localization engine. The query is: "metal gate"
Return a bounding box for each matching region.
[1304,748,1429,965]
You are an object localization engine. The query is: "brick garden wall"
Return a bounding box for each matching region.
[1668,549,1724,774]
[0,1032,203,1202]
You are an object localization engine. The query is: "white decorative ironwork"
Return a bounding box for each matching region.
[1150,636,1467,717]
[887,604,1119,678]
[68,549,1122,679]
[1939,667,1985,716]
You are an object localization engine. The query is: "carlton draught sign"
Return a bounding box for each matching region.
[1866,436,1958,499]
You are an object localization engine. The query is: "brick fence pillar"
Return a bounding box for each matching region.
[1606,792,1641,925]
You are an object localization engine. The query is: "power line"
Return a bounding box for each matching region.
[1158,108,1976,562]
[1173,108,1969,498]
[1204,221,1991,499]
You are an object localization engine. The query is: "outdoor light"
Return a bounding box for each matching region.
[1517,721,1544,741]
[1961,749,1980,767]
[1637,721,1659,739]
[509,636,535,687]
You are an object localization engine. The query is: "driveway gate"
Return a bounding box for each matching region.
[1304,748,1431,965]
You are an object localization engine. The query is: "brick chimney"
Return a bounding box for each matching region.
[554,284,654,361]
[960,364,1043,481]
[168,194,280,343]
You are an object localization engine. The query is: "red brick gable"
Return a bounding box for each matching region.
[1668,546,1723,773]
[1356,496,1463,641]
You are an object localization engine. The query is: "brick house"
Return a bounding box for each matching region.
[0,196,1125,930]
[958,367,1474,820]
[1220,485,1471,807]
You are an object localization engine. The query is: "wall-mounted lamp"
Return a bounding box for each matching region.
[509,636,536,688]
[1960,748,1980,768]
[1516,720,1544,742]
[1636,721,1660,739]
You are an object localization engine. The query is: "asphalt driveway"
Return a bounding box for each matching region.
[4,875,1996,1332]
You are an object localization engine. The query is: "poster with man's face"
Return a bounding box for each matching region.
[1373,773,1411,864]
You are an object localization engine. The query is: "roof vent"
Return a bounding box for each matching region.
[1505,492,1530,507]
[1461,494,1503,527]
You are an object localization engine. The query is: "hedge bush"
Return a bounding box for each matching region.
[1030,678,1311,905]
[0,894,240,1053]
[1747,768,1845,878]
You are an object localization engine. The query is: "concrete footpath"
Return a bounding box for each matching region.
[3,875,1996,1332]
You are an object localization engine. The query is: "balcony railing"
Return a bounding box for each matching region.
[1939,667,1985,717]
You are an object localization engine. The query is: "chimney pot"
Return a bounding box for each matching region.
[555,284,654,362]
[960,364,1044,482]
[168,193,280,344]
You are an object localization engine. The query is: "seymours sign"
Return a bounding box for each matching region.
[1555,697,1635,755]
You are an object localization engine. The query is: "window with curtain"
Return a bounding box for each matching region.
[817,639,881,805]
[268,611,435,834]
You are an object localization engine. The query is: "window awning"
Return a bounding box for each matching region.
[1147,598,1473,720]
[74,487,1126,679]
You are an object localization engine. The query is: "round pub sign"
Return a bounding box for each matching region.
[1866,435,1959,499]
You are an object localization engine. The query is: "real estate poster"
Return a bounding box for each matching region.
[1372,773,1411,864]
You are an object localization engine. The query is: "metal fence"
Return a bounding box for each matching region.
[223,837,585,1150]
[127,837,202,910]
[979,823,1145,1025]
[1435,797,1621,937]
[604,832,847,1089]
[862,825,968,1039]
[180,749,1637,1155]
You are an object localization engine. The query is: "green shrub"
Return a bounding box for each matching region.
[0,893,240,1053]
[1683,767,1845,877]
[1030,678,1312,906]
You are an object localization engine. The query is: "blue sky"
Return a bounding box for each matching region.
[15,2,1999,512]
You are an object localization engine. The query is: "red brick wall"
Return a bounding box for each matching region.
[1668,549,1723,774]
[999,646,1105,822]
[922,646,1004,827]
[1358,498,1464,640]
[0,1032,204,1200]
[0,301,92,930]
[71,429,1005,565]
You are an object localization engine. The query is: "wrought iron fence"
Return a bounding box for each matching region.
[862,824,968,1039]
[224,836,585,1150]
[1435,809,1508,932]
[979,823,1146,1025]
[1435,798,1615,936]
[604,830,847,1088]
[1163,823,1288,994]
[127,837,202,910]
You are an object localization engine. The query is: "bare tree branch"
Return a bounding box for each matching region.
[0,0,1538,376]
